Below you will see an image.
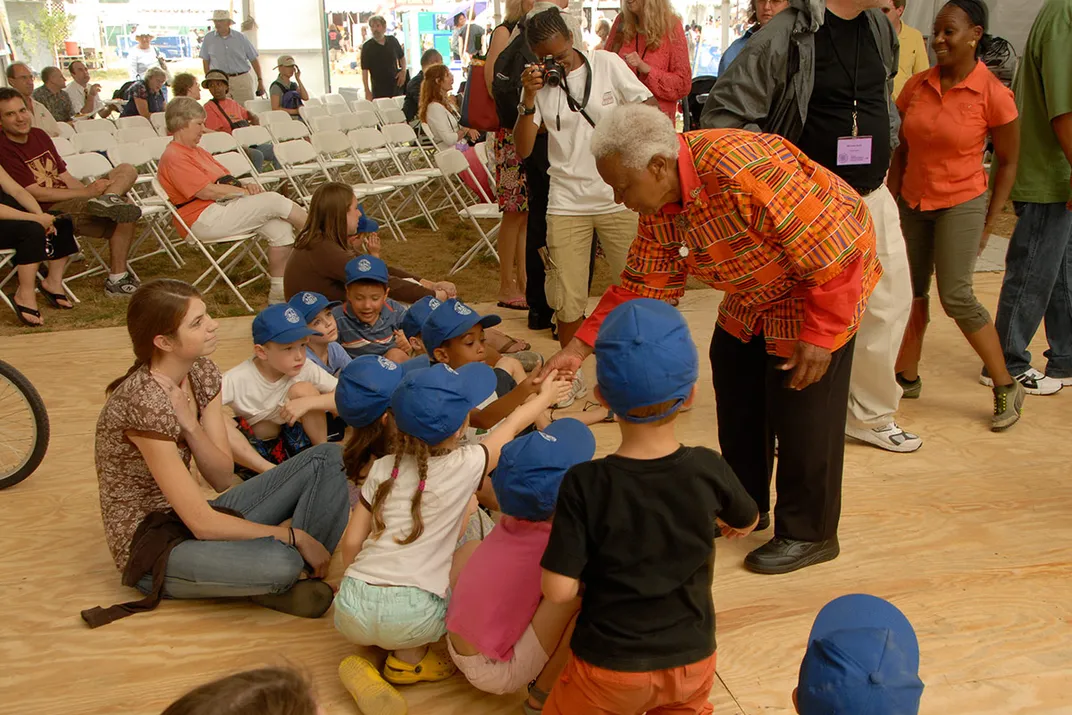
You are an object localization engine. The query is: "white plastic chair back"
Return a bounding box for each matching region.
[214,151,255,179]
[299,105,329,123]
[108,143,153,170]
[335,113,366,133]
[150,112,167,134]
[349,127,387,152]
[141,135,173,161]
[75,118,117,135]
[311,116,340,133]
[351,99,377,115]
[244,98,271,115]
[72,131,118,154]
[55,122,76,140]
[323,93,347,105]
[311,130,353,156]
[199,132,239,154]
[382,108,407,125]
[64,151,115,181]
[373,97,397,115]
[117,127,158,144]
[327,103,352,116]
[393,96,406,109]
[434,148,471,178]
[261,110,293,125]
[116,115,153,131]
[232,125,274,148]
[270,121,311,142]
[275,139,322,167]
[52,136,77,157]
[353,111,381,129]
[304,97,324,107]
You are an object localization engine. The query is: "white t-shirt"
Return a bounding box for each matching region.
[128,46,172,82]
[532,50,652,216]
[461,390,499,446]
[66,82,104,118]
[346,445,488,597]
[222,357,337,426]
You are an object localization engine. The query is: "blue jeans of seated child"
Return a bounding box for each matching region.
[992,202,1072,378]
[136,444,349,599]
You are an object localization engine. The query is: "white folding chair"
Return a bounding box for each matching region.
[269,120,311,143]
[75,118,117,135]
[55,122,76,140]
[150,178,264,313]
[117,127,158,144]
[52,136,77,157]
[373,98,397,123]
[106,143,183,268]
[381,108,407,125]
[434,148,501,274]
[199,131,241,155]
[116,115,153,131]
[72,131,118,154]
[261,110,294,125]
[304,97,324,107]
[150,112,167,135]
[348,128,438,233]
[272,140,333,202]
[299,105,329,124]
[323,93,347,106]
[0,249,20,317]
[351,111,381,130]
[311,115,340,133]
[393,95,406,110]
[327,103,352,117]
[351,99,378,115]
[214,151,260,183]
[141,135,173,165]
[233,125,296,183]
[58,152,125,294]
[334,113,367,133]
[244,98,271,115]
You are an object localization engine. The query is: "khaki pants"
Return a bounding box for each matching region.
[545,210,639,323]
[846,185,913,429]
[228,71,257,106]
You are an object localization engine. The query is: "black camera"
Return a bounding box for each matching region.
[541,55,566,87]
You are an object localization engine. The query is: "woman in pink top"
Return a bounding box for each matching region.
[446,419,593,715]
[157,97,305,303]
[605,0,691,121]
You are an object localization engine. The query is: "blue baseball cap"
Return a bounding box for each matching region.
[391,362,497,445]
[492,418,596,521]
[594,299,698,422]
[344,254,390,286]
[252,303,319,346]
[356,204,379,234]
[287,290,342,324]
[335,355,405,428]
[421,298,503,352]
[401,354,432,375]
[401,295,442,339]
[797,594,924,715]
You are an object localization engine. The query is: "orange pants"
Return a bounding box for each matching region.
[543,652,717,715]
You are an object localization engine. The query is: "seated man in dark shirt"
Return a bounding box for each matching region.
[403,48,443,123]
[540,299,759,714]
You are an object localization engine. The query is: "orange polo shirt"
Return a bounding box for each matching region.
[157,141,228,235]
[896,60,1018,211]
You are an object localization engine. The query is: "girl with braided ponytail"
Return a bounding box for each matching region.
[333,362,572,715]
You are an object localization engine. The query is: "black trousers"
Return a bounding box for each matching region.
[523,133,598,321]
[0,214,78,265]
[710,327,855,542]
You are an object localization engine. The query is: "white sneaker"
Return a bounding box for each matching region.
[845,422,923,453]
[979,367,1063,396]
[555,369,587,408]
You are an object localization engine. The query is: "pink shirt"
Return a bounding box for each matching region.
[445,517,551,661]
[605,15,692,121]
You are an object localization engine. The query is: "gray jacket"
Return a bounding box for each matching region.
[700,0,900,150]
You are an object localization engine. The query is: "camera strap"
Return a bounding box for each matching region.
[557,51,595,129]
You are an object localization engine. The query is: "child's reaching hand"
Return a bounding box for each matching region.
[362,232,381,257]
[393,329,411,354]
[716,512,759,539]
[279,395,318,426]
[540,370,573,406]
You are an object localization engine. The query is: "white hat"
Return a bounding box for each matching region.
[133,26,153,38]
[211,10,234,23]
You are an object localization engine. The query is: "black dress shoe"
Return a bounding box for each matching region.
[744,537,840,575]
[528,310,554,331]
[714,512,770,539]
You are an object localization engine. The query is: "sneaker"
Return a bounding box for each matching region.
[554,369,587,408]
[383,649,456,686]
[339,656,408,715]
[1050,375,1072,387]
[845,422,923,453]
[991,381,1026,432]
[250,578,334,618]
[86,194,142,223]
[979,367,1063,396]
[896,373,922,399]
[104,273,139,298]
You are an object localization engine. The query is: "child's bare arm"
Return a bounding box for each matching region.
[542,569,581,604]
[279,391,338,425]
[340,503,373,569]
[469,375,538,430]
[480,372,572,473]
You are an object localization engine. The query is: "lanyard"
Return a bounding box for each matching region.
[634,34,648,61]
[827,22,863,137]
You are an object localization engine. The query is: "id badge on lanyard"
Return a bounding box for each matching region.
[834,24,872,167]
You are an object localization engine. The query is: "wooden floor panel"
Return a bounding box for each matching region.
[1,274,1069,714]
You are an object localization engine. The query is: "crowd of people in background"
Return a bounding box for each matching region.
[3,0,1071,712]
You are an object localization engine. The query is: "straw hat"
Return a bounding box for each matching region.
[211,10,235,23]
[274,55,297,68]
[201,70,230,88]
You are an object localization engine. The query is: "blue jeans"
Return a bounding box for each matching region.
[136,444,350,599]
[993,202,1072,378]
[244,143,282,171]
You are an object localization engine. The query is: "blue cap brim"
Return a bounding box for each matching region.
[456,362,498,410]
[258,325,319,345]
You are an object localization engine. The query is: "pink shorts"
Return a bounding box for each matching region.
[447,624,549,695]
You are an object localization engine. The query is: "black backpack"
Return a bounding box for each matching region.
[492,21,537,129]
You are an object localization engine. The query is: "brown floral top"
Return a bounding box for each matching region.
[94,357,221,570]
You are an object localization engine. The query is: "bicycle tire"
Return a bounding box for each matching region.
[0,360,50,490]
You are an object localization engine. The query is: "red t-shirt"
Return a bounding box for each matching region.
[204,98,251,135]
[157,140,227,235]
[0,128,68,210]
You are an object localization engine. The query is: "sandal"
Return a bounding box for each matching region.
[12,300,44,327]
[523,685,550,715]
[38,285,73,310]
[486,328,530,354]
[496,296,529,311]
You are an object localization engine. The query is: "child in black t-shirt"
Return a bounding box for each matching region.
[540,299,760,715]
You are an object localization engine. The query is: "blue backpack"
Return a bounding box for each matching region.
[271,80,303,110]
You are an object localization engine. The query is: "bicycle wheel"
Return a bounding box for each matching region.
[0,359,50,490]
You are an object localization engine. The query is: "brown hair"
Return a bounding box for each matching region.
[161,667,317,715]
[171,72,198,98]
[611,0,680,52]
[342,416,393,486]
[624,398,683,427]
[418,64,451,125]
[370,431,451,545]
[106,279,201,394]
[294,181,353,252]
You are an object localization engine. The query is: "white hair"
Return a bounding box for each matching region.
[590,103,679,171]
[165,96,206,133]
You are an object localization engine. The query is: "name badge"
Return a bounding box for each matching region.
[602,91,615,106]
[837,136,873,166]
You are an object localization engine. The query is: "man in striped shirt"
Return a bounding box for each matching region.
[544,105,878,575]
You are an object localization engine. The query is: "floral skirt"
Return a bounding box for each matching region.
[492,128,528,213]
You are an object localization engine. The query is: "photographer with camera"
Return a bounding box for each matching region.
[514,6,654,404]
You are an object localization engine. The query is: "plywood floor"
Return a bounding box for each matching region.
[1,273,1070,715]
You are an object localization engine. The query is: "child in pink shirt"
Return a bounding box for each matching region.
[446,418,595,713]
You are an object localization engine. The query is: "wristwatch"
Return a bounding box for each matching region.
[517,102,536,117]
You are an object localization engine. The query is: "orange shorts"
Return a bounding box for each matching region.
[543,651,717,715]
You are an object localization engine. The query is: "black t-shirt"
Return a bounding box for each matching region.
[361,36,405,98]
[796,10,891,194]
[541,446,758,672]
[403,70,423,122]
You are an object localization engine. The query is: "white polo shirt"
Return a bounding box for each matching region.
[28,97,61,137]
[66,81,104,117]
[532,50,652,216]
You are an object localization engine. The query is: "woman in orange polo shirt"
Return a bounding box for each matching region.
[888,0,1024,431]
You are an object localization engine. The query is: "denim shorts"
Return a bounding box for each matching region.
[334,577,448,650]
